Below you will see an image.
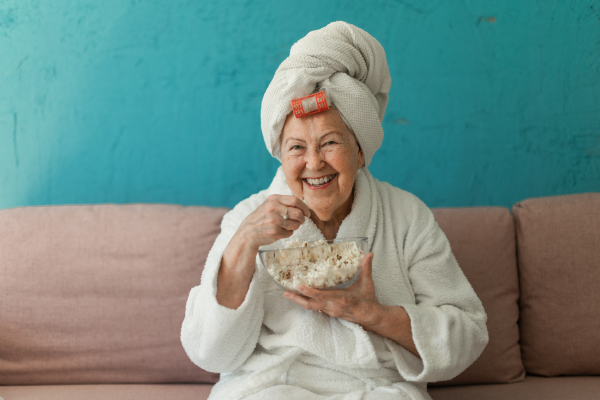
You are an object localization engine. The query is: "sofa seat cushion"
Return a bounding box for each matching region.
[429,207,524,385]
[428,375,600,400]
[0,384,214,400]
[0,204,228,385]
[513,193,600,376]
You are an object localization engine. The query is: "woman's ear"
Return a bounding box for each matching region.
[358,149,364,169]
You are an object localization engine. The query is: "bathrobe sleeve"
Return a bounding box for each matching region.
[180,195,266,373]
[384,195,489,383]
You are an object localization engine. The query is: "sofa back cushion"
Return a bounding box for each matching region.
[429,207,525,386]
[0,204,228,385]
[513,192,600,376]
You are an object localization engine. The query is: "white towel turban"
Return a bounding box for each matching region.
[261,21,392,167]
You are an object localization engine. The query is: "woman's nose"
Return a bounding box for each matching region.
[305,147,325,171]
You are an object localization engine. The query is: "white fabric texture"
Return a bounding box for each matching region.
[181,168,489,400]
[261,21,392,167]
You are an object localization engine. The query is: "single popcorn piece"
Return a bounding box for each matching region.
[265,239,364,290]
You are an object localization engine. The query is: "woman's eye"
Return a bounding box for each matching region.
[325,141,336,146]
[290,145,303,150]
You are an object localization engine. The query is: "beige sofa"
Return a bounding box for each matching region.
[0,193,598,400]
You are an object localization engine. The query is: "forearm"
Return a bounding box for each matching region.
[216,232,258,310]
[182,240,265,372]
[364,304,421,359]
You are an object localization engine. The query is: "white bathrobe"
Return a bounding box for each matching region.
[181,167,488,400]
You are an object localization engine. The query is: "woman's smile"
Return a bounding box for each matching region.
[303,174,337,190]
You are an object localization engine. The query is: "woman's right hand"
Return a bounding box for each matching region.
[217,195,310,309]
[237,195,311,251]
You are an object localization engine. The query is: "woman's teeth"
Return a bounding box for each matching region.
[305,174,335,187]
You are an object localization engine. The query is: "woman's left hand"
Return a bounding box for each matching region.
[283,252,421,358]
[283,253,383,329]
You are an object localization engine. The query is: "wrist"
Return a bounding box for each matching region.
[234,228,260,256]
[222,232,258,276]
[361,302,389,332]
[238,225,262,253]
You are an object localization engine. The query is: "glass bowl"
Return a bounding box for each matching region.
[258,237,367,293]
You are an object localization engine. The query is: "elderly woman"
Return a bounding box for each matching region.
[181,22,488,400]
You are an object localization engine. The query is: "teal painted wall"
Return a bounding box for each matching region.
[1,0,599,210]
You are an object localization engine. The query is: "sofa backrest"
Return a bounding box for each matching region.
[2,194,596,386]
[513,192,600,376]
[429,207,525,386]
[0,204,227,385]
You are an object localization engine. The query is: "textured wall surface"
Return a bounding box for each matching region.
[1,0,599,210]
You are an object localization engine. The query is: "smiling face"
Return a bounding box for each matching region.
[280,108,364,223]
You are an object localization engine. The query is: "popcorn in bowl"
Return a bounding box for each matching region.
[258,237,367,291]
